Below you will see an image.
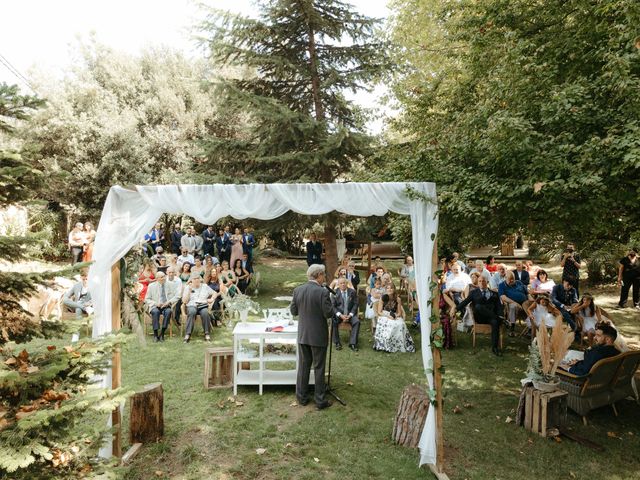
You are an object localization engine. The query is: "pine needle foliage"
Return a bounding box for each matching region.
[0,83,128,479]
[196,0,390,183]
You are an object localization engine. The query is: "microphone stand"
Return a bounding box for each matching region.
[323,284,346,406]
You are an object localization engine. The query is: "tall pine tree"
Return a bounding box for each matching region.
[197,0,389,274]
[0,83,127,479]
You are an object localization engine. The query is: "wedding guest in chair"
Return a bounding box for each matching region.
[499,271,532,336]
[331,277,360,351]
[145,271,181,342]
[457,275,503,355]
[182,274,216,343]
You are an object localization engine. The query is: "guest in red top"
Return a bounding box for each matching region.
[138,262,157,302]
[485,255,498,273]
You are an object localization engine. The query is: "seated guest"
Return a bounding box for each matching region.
[179,262,192,284]
[346,261,360,291]
[241,252,254,288]
[512,260,530,286]
[530,269,555,295]
[465,258,475,275]
[368,266,385,290]
[499,271,532,336]
[205,268,223,320]
[463,272,481,299]
[156,257,169,274]
[451,252,466,272]
[330,267,354,291]
[331,278,360,351]
[380,272,393,290]
[457,276,503,355]
[166,267,183,326]
[490,264,508,291]
[443,263,472,317]
[182,274,216,343]
[365,277,385,325]
[485,255,498,273]
[470,260,493,283]
[525,260,540,279]
[63,270,94,318]
[233,258,251,293]
[150,246,166,267]
[137,262,156,302]
[570,293,603,346]
[191,256,206,278]
[550,277,579,338]
[220,260,239,296]
[373,286,415,353]
[399,255,415,291]
[176,247,194,271]
[526,294,561,338]
[145,271,181,342]
[565,324,619,376]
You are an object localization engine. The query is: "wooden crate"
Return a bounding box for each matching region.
[523,386,568,436]
[204,347,234,389]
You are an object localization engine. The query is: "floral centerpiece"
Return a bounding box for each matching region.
[526,315,574,391]
[220,292,261,325]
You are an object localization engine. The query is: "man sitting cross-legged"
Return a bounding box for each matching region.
[499,271,533,336]
[145,271,181,342]
[182,274,217,343]
[562,324,620,376]
[331,277,361,351]
[457,275,504,356]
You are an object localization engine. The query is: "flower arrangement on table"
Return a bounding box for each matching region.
[526,315,574,391]
[220,292,261,323]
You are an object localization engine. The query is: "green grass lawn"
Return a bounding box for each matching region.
[118,259,640,480]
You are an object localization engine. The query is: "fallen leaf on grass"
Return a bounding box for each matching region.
[289,402,298,407]
[569,472,576,478]
[217,401,225,409]
[607,432,618,439]
[505,416,513,424]
[553,436,562,443]
[495,416,501,421]
[235,401,244,407]
[463,402,473,409]
[154,470,163,477]
[452,406,462,414]
[346,381,354,386]
[47,345,56,351]
[4,358,16,366]
[227,396,235,403]
[527,438,534,444]
[285,443,293,448]
[474,429,480,433]
[26,366,39,374]
[313,457,320,463]
[256,448,266,455]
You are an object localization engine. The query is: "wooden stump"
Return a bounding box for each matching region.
[393,384,431,448]
[129,383,164,444]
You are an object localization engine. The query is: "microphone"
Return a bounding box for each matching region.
[322,283,336,295]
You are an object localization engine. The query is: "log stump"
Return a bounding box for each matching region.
[393,384,431,448]
[129,382,164,444]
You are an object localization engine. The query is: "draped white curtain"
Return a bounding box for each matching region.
[89,182,438,465]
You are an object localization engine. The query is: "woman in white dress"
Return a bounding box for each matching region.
[526,294,561,339]
[570,293,603,346]
[373,285,415,353]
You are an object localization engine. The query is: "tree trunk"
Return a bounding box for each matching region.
[129,382,164,444]
[392,384,431,448]
[324,221,338,282]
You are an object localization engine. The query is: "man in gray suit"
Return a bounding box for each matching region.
[62,271,94,318]
[331,277,360,351]
[290,264,334,409]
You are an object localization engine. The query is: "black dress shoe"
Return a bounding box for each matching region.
[316,401,332,410]
[349,345,358,352]
[298,399,309,406]
[335,344,342,350]
[492,347,503,357]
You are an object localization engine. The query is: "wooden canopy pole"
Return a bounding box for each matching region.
[111,262,122,457]
[428,238,448,479]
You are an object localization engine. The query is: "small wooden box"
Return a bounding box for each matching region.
[204,347,234,389]
[523,386,568,436]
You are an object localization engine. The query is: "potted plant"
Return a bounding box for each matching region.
[526,316,574,392]
[220,292,261,326]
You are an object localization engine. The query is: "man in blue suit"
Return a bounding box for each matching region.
[242,227,256,261]
[566,324,619,376]
[216,228,230,264]
[202,225,216,257]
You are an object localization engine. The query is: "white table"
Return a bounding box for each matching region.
[233,321,313,395]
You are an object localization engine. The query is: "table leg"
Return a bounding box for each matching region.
[259,337,264,395]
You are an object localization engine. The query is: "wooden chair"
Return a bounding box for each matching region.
[180,302,215,338]
[470,307,503,349]
[503,301,530,337]
[143,303,179,338]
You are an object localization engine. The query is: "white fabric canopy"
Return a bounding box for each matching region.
[89,182,438,465]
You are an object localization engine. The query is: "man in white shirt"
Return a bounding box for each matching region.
[63,271,93,318]
[145,271,181,342]
[182,275,216,343]
[180,227,197,255]
[177,247,195,271]
[166,267,183,326]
